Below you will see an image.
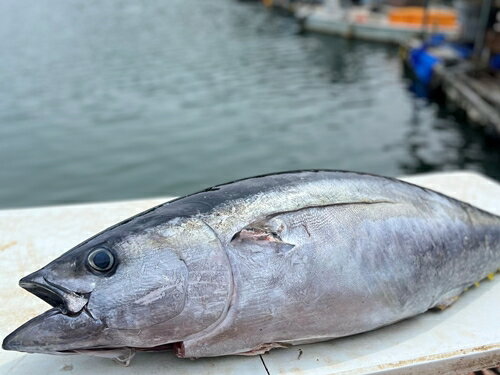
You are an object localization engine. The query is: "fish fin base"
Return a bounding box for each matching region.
[173,342,186,358]
[231,227,295,254]
[433,295,460,311]
[431,286,465,311]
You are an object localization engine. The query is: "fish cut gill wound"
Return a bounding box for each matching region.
[2,170,500,364]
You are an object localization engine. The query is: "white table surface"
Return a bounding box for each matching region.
[0,171,499,374]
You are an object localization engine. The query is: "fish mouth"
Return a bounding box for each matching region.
[3,271,177,359]
[19,273,89,315]
[2,269,101,355]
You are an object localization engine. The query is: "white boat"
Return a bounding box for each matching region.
[296,0,459,44]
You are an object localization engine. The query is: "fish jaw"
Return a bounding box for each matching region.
[2,269,108,354]
[2,308,107,354]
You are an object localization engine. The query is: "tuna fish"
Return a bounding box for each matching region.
[3,170,500,364]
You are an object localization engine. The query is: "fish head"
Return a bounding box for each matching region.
[2,218,190,357]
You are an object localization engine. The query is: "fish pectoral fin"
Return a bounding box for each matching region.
[74,348,136,366]
[237,342,292,356]
[231,227,295,254]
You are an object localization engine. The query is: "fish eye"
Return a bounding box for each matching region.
[87,248,115,273]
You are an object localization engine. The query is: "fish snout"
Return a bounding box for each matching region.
[19,271,89,315]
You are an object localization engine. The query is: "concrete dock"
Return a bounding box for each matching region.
[401,38,500,137]
[434,63,500,136]
[0,171,499,374]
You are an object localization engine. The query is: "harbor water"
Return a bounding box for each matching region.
[0,0,499,209]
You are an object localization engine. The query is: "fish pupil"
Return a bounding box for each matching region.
[91,250,113,270]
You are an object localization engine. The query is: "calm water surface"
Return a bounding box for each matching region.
[1,0,499,209]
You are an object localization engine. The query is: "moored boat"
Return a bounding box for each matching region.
[296,0,459,43]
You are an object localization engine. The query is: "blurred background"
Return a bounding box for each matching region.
[0,0,499,209]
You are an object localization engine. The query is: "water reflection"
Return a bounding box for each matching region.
[0,0,498,209]
[399,93,500,177]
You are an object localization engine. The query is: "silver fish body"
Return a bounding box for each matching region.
[3,171,500,362]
